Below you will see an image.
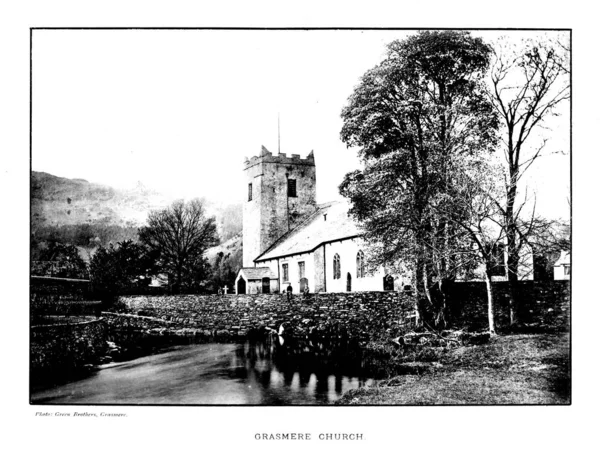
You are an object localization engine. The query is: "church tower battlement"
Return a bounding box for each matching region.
[243,145,317,267]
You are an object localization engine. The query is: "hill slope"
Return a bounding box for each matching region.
[31,171,243,267]
[31,171,172,227]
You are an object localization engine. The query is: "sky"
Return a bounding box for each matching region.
[32,29,570,220]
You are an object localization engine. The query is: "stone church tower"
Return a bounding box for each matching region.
[243,146,317,267]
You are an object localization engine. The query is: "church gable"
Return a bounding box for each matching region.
[255,200,360,262]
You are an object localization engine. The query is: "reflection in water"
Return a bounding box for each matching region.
[31,338,375,405]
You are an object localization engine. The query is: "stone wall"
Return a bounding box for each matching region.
[30,319,107,379]
[31,276,91,303]
[117,281,570,342]
[119,292,417,343]
[448,281,570,331]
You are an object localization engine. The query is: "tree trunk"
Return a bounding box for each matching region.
[507,257,520,325]
[484,267,497,336]
[422,262,433,306]
[176,267,183,295]
[505,179,520,326]
[413,256,427,327]
[435,279,448,328]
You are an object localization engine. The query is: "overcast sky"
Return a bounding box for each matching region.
[32,29,570,220]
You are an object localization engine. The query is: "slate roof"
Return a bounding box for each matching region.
[238,267,277,280]
[255,200,362,262]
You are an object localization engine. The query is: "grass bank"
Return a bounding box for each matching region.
[337,332,570,405]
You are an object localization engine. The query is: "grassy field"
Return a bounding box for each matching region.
[338,332,570,405]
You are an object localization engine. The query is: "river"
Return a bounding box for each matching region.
[31,341,376,405]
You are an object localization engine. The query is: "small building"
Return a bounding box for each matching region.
[149,273,169,288]
[235,267,278,294]
[553,250,571,280]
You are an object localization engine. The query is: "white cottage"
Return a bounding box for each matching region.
[553,250,571,280]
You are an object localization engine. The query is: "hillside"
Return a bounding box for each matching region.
[31,171,243,265]
[31,171,173,227]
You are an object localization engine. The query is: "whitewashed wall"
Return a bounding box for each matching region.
[325,239,387,292]
[255,238,410,293]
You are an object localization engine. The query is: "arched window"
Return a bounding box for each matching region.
[356,250,365,278]
[383,274,394,291]
[333,253,341,280]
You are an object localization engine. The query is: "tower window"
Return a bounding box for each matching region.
[287,179,297,197]
[248,183,252,201]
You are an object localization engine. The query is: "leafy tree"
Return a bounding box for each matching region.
[210,251,238,293]
[89,240,157,300]
[487,34,570,324]
[340,31,499,327]
[34,241,88,279]
[139,199,219,293]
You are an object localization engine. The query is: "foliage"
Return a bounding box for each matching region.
[89,240,158,299]
[138,199,219,293]
[339,31,499,327]
[31,223,139,256]
[209,250,241,293]
[33,241,89,279]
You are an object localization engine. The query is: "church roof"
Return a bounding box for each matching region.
[255,200,361,262]
[237,267,277,280]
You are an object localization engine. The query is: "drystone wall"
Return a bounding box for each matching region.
[30,319,107,378]
[449,281,570,331]
[30,276,91,304]
[116,281,570,342]
[118,292,417,342]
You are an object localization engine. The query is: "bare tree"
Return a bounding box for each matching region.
[487,34,570,325]
[139,199,219,293]
[440,159,507,335]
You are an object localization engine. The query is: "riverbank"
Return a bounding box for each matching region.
[337,332,570,405]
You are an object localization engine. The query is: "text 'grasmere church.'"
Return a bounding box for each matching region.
[235,146,404,294]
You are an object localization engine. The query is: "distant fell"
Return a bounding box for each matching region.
[31,171,243,242]
[31,171,173,227]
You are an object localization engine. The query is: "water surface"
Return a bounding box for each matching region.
[31,342,375,405]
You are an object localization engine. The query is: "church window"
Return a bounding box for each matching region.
[287,179,297,197]
[248,183,252,201]
[356,250,365,278]
[282,263,289,282]
[298,261,305,279]
[333,254,341,279]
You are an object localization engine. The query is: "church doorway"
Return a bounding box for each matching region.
[346,273,352,292]
[237,277,246,295]
[299,277,308,293]
[261,277,270,294]
[383,274,394,291]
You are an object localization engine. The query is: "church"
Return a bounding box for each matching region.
[234,146,405,294]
